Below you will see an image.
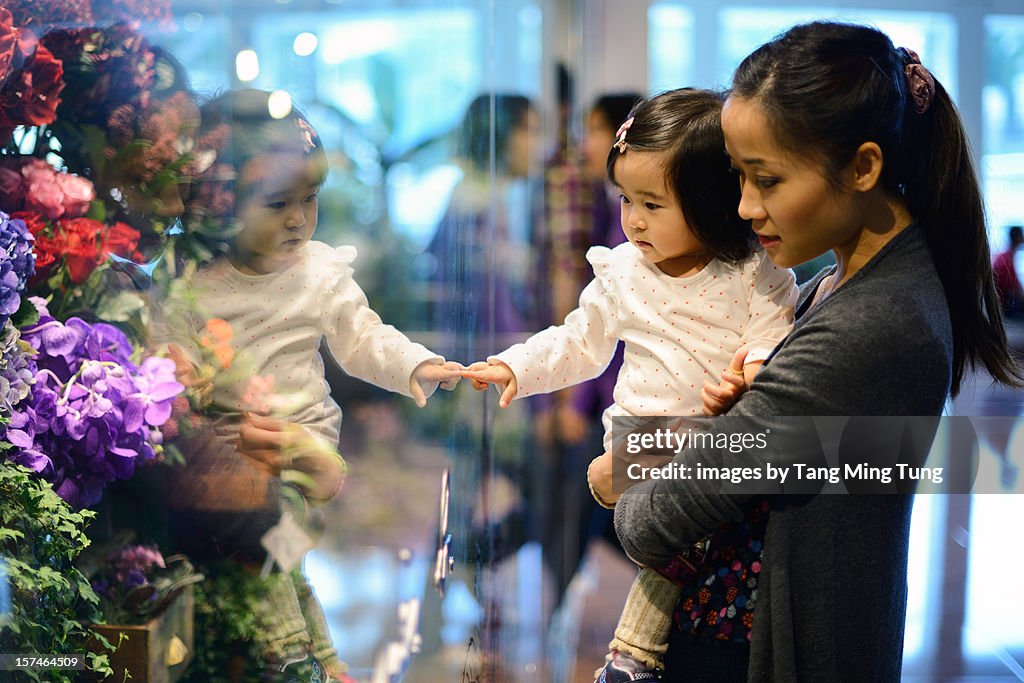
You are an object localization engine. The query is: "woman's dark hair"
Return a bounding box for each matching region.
[606,88,755,263]
[731,21,1021,395]
[457,93,534,174]
[591,93,643,133]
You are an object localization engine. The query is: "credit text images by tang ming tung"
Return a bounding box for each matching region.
[609,415,1024,496]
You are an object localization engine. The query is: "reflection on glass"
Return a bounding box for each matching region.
[984,15,1024,246]
[648,5,695,92]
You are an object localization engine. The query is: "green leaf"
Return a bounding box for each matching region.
[10,295,41,327]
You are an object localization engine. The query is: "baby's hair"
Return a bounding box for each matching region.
[731,21,1022,395]
[198,88,328,203]
[457,93,534,175]
[606,88,755,264]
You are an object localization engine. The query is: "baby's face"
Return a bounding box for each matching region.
[232,154,321,274]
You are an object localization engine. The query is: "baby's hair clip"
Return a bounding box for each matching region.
[614,116,634,153]
[296,118,318,153]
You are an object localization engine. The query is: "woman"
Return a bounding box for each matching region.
[594,21,1021,682]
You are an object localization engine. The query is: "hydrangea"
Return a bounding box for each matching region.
[0,210,35,328]
[6,299,183,508]
[0,320,34,421]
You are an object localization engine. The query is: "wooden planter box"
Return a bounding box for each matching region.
[89,585,195,683]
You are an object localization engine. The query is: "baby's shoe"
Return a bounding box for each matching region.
[594,650,663,682]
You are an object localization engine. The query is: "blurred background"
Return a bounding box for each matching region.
[53,0,1024,680]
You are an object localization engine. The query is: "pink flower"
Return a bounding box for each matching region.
[21,159,65,220]
[56,173,95,218]
[242,375,276,415]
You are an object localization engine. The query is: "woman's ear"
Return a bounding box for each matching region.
[850,141,884,193]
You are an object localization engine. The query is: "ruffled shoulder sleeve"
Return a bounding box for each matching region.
[585,242,636,317]
[312,242,358,294]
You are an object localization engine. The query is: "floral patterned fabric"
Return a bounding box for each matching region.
[672,498,770,643]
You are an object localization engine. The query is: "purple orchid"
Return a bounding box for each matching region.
[5,309,184,509]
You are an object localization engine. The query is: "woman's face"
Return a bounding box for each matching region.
[505,108,542,178]
[721,96,860,268]
[583,110,616,181]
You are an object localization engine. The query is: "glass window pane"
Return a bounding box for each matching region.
[718,7,956,96]
[984,15,1024,248]
[648,5,695,92]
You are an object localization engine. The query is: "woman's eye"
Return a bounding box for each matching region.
[756,176,779,189]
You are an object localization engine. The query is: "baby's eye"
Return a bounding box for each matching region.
[304,193,319,203]
[644,202,660,211]
[619,194,631,205]
[265,200,288,210]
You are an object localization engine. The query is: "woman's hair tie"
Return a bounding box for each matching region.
[898,47,935,115]
[614,116,634,153]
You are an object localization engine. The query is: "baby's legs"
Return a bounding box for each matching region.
[253,568,350,681]
[252,568,313,667]
[595,536,708,681]
[291,569,348,678]
[607,567,681,670]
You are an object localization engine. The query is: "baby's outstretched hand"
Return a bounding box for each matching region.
[410,360,464,408]
[701,347,751,416]
[459,361,518,408]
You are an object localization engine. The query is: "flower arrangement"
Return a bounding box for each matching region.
[5,298,182,509]
[0,2,212,331]
[89,543,203,625]
[0,0,193,510]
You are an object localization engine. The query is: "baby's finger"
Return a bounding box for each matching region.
[410,381,427,408]
[498,382,516,408]
[471,378,490,391]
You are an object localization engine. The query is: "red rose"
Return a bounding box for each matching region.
[59,216,103,283]
[11,210,47,236]
[101,221,140,259]
[1,45,65,128]
[14,211,62,282]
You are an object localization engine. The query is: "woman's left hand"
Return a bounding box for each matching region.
[237,413,346,500]
[587,451,619,508]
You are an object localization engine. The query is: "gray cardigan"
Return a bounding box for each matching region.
[614,224,953,681]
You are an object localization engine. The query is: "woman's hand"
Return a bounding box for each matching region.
[237,413,346,501]
[459,360,518,408]
[587,451,619,508]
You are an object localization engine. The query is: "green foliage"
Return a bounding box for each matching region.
[0,462,115,681]
[180,561,277,682]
